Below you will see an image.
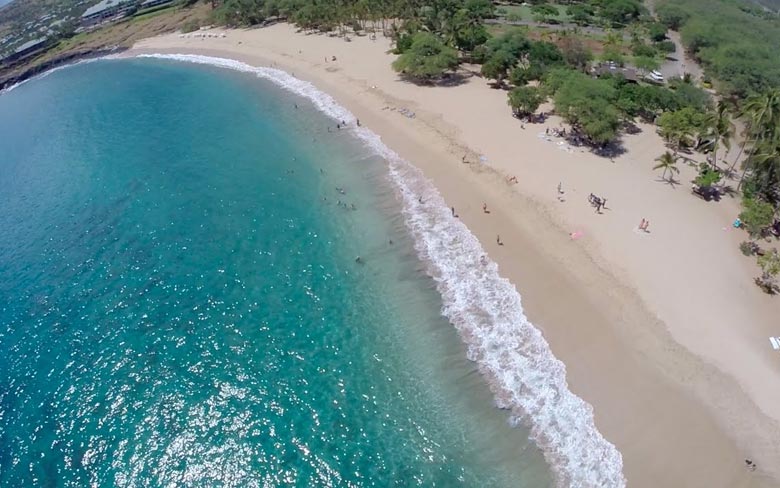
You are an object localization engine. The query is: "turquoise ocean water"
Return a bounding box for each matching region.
[0,59,556,486]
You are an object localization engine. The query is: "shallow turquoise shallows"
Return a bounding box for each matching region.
[0,59,551,487]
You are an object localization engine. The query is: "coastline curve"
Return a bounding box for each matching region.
[132,53,627,487]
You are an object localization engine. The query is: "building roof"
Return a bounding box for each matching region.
[13,37,48,54]
[593,64,639,83]
[141,0,171,6]
[81,0,133,18]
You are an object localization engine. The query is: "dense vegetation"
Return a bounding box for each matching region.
[656,0,780,99]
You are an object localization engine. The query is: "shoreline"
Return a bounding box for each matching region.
[126,26,780,487]
[0,47,127,91]
[133,52,623,486]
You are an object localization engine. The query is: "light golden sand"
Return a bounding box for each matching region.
[131,25,780,487]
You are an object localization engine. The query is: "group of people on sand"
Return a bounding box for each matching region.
[588,193,608,213]
[546,126,566,137]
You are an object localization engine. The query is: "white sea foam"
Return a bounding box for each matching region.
[136,53,626,487]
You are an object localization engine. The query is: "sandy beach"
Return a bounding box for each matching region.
[131,24,780,487]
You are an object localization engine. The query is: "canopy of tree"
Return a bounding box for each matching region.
[508,85,543,117]
[478,30,569,84]
[391,31,458,82]
[546,69,621,145]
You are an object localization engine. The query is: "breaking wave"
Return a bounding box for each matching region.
[137,53,626,487]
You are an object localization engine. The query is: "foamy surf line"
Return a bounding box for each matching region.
[136,52,626,487]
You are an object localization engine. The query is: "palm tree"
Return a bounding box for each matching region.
[733,89,780,188]
[747,137,780,202]
[654,151,680,183]
[700,100,735,170]
[659,124,693,154]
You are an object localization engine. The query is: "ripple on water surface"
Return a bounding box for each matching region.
[0,59,552,487]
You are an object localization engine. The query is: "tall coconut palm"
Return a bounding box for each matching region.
[734,89,780,188]
[747,137,780,203]
[654,151,680,183]
[700,100,735,170]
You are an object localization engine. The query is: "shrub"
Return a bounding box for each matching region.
[508,85,543,117]
[181,19,200,33]
[756,250,780,294]
[631,43,656,58]
[655,40,676,53]
[392,32,459,82]
[739,198,775,237]
[694,165,722,188]
[739,240,759,256]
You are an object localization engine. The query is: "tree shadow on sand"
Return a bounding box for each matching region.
[397,71,473,87]
[591,139,628,158]
[656,176,680,188]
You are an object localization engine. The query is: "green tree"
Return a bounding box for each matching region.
[481,49,516,85]
[483,30,531,59]
[531,3,559,23]
[739,197,775,237]
[508,86,543,117]
[509,66,530,86]
[756,250,780,294]
[528,41,564,70]
[214,0,266,26]
[392,32,459,82]
[567,4,594,25]
[744,139,780,204]
[450,0,493,52]
[601,46,625,65]
[559,34,593,71]
[656,3,690,30]
[699,101,734,169]
[552,70,621,144]
[694,164,722,188]
[735,89,780,188]
[631,43,656,58]
[648,22,667,42]
[657,108,702,152]
[599,0,643,25]
[654,151,680,182]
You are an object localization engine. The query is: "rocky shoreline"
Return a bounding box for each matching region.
[0,46,128,91]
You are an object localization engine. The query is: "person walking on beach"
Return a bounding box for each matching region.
[639,218,646,230]
[483,203,490,214]
[496,235,503,246]
[451,206,456,217]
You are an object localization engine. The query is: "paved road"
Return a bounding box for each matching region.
[658,30,704,82]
